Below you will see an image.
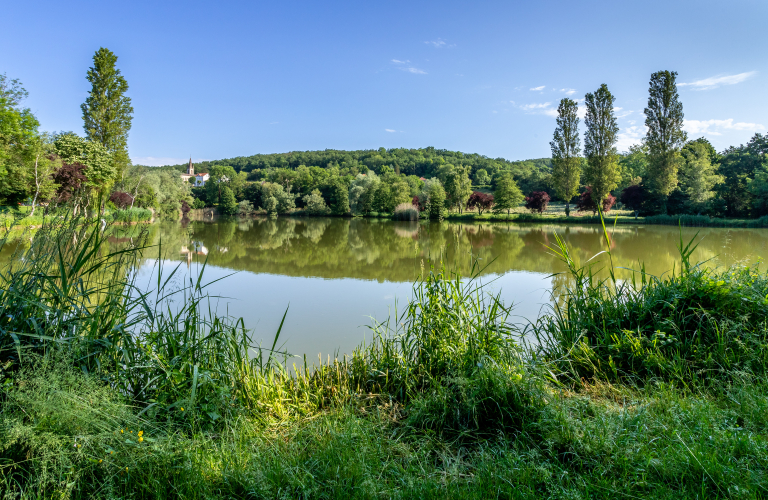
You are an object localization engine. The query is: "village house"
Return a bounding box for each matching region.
[180,158,210,187]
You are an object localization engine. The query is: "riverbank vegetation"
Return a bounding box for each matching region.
[1,216,767,498]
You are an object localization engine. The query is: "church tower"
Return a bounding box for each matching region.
[188,157,194,176]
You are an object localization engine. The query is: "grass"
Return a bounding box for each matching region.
[1,214,768,498]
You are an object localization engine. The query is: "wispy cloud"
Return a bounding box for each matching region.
[424,38,454,48]
[560,88,576,96]
[679,72,756,90]
[385,129,396,133]
[391,59,426,74]
[519,102,557,117]
[616,126,647,152]
[529,85,545,91]
[683,118,765,136]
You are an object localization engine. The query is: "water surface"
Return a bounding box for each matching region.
[131,217,768,361]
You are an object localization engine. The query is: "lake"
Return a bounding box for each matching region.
[4,217,767,362]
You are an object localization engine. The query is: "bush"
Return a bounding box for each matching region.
[620,184,648,213]
[302,189,330,215]
[109,191,134,209]
[392,202,419,221]
[524,191,550,214]
[466,191,494,215]
[575,186,616,214]
[238,200,254,216]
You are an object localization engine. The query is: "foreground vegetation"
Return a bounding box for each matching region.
[1,215,767,498]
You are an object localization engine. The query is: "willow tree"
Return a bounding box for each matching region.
[644,70,687,213]
[583,84,620,207]
[550,98,581,216]
[81,47,134,184]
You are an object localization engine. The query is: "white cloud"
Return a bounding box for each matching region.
[529,85,545,91]
[402,67,427,74]
[520,102,551,110]
[679,71,756,90]
[616,126,647,152]
[683,118,765,136]
[424,38,454,48]
[385,129,396,133]
[576,106,586,120]
[131,156,203,166]
[561,88,576,96]
[519,102,557,117]
[391,59,409,64]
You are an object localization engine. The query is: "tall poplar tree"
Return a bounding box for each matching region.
[550,98,581,216]
[81,47,133,183]
[583,84,620,207]
[644,70,687,212]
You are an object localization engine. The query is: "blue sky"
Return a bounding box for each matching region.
[2,0,766,165]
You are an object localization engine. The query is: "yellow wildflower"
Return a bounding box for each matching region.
[138,437,144,443]
[181,407,184,411]
[138,430,143,437]
[99,459,103,464]
[120,429,124,434]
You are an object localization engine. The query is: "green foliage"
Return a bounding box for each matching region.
[535,216,768,386]
[81,47,134,179]
[644,71,687,203]
[492,174,524,216]
[680,141,724,211]
[438,163,473,213]
[53,132,115,196]
[108,207,152,222]
[550,98,581,216]
[0,76,41,206]
[302,189,330,215]
[617,143,648,192]
[219,185,238,215]
[583,84,620,205]
[421,178,446,220]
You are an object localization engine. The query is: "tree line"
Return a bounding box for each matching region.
[550,71,768,218]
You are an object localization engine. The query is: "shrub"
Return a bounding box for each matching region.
[219,186,238,215]
[109,191,134,209]
[238,200,254,216]
[524,191,550,214]
[392,202,419,221]
[620,184,647,213]
[575,186,616,214]
[466,191,494,215]
[302,189,330,215]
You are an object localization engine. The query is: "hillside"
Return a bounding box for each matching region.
[150,147,552,194]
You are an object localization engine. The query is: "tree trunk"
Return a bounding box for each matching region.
[565,201,570,218]
[30,153,40,217]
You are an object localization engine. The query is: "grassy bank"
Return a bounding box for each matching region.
[1,217,768,498]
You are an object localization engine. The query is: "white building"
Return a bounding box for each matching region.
[180,158,210,187]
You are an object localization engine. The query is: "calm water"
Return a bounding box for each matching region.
[5,217,768,361]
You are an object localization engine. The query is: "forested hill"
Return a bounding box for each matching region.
[153,147,552,193]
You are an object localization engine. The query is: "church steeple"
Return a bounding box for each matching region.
[188,157,194,176]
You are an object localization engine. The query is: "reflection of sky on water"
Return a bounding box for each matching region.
[133,261,550,362]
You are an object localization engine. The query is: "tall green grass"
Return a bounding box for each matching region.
[531,212,768,387]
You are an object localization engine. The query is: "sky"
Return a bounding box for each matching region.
[2,0,766,166]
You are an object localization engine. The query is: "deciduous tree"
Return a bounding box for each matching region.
[550,98,581,216]
[81,48,134,181]
[644,70,687,212]
[584,84,621,208]
[493,175,524,216]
